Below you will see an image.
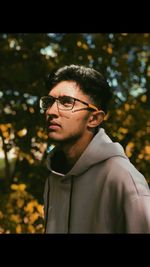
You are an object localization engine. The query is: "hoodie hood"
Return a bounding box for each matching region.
[47,128,128,177]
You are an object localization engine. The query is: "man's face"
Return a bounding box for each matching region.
[45,81,94,144]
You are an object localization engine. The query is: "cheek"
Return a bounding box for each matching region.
[64,116,88,132]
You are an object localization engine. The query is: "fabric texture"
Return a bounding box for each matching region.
[44,128,150,233]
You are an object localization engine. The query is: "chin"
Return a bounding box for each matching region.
[48,132,64,142]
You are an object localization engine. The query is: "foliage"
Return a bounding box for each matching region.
[0,183,44,233]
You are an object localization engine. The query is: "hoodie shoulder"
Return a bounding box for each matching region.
[105,156,150,197]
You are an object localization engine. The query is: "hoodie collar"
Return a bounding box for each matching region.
[47,128,128,178]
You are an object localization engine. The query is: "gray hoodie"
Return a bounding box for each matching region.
[44,128,150,233]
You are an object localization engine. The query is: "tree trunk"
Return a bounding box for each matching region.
[0,128,11,191]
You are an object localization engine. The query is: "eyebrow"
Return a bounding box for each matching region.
[49,94,74,98]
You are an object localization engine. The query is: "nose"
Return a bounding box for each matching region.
[46,100,59,115]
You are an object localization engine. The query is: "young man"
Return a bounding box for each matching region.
[40,64,150,233]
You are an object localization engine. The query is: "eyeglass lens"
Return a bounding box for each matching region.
[41,96,75,110]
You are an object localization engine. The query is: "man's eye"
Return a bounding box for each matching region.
[60,97,74,105]
[45,98,53,107]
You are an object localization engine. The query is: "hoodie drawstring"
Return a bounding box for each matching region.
[44,177,50,233]
[67,176,74,233]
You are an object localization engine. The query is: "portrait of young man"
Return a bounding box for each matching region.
[40,64,150,233]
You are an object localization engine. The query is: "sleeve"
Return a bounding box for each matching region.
[125,194,150,233]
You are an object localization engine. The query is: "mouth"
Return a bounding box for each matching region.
[48,121,61,130]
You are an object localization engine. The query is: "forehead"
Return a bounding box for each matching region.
[49,81,90,100]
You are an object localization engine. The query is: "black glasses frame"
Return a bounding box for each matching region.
[40,95,99,111]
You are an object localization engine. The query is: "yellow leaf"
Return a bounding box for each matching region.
[82,43,88,50]
[24,200,37,213]
[145,145,150,154]
[24,202,34,213]
[138,154,144,159]
[145,146,150,160]
[17,128,27,137]
[0,123,11,131]
[29,212,39,224]
[116,109,122,115]
[125,142,135,158]
[29,107,34,113]
[124,103,130,111]
[23,217,29,224]
[16,225,22,233]
[77,41,82,47]
[10,214,21,223]
[87,55,93,61]
[11,184,19,191]
[141,95,147,102]
[147,65,150,76]
[36,224,44,232]
[37,129,45,138]
[0,211,4,219]
[144,33,149,38]
[37,204,44,216]
[18,184,26,192]
[0,227,4,234]
[121,33,128,36]
[119,127,128,134]
[28,225,35,233]
[17,199,24,208]
[107,46,113,54]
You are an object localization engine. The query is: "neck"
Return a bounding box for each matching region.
[61,131,94,169]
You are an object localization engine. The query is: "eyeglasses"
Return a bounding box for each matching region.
[40,95,99,111]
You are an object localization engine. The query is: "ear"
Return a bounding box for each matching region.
[87,110,105,129]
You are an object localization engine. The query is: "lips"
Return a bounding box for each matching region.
[48,121,61,130]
